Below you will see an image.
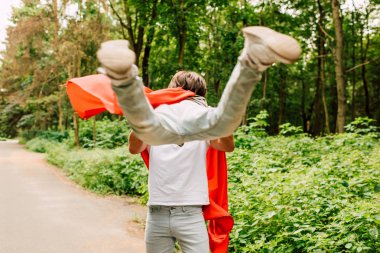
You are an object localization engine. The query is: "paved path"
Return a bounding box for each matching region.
[0,140,146,253]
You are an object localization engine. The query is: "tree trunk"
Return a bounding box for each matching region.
[359,12,371,117]
[58,91,64,131]
[142,39,152,86]
[172,0,186,65]
[52,0,59,47]
[92,117,96,148]
[277,67,287,130]
[312,37,323,135]
[124,1,144,66]
[314,0,330,134]
[73,112,80,148]
[53,0,65,131]
[321,56,330,134]
[331,0,346,133]
[135,26,145,66]
[351,11,357,120]
[262,71,267,100]
[178,0,186,65]
[260,71,268,112]
[301,79,309,133]
[122,1,136,50]
[142,0,158,86]
[361,59,370,117]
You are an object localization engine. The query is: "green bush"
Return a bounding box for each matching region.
[234,110,270,149]
[37,130,69,142]
[16,114,35,129]
[24,127,380,252]
[20,130,69,144]
[345,117,379,135]
[249,110,270,137]
[19,129,40,143]
[227,134,380,252]
[279,122,304,136]
[23,118,131,149]
[66,118,130,149]
[25,137,60,153]
[46,145,148,200]
[0,104,23,138]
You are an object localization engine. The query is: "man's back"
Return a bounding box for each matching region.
[154,99,211,136]
[148,100,210,206]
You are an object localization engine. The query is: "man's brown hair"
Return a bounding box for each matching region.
[168,71,207,97]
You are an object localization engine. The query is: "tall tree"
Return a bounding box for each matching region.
[141,0,158,85]
[108,0,160,86]
[359,8,372,117]
[312,0,330,135]
[331,0,346,133]
[350,10,357,120]
[170,0,186,65]
[277,66,287,128]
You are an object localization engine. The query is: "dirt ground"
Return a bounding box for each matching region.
[0,140,147,253]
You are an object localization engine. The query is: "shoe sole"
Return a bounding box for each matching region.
[242,26,301,64]
[97,40,136,74]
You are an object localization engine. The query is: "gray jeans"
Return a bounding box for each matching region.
[145,206,209,253]
[112,59,262,145]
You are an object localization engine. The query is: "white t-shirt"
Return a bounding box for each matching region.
[147,100,210,206]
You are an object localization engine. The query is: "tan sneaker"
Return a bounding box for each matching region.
[241,26,302,71]
[96,40,136,81]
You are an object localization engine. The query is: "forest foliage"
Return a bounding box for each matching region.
[0,0,380,138]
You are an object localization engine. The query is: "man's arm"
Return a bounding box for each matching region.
[128,131,148,154]
[98,27,300,146]
[210,135,235,152]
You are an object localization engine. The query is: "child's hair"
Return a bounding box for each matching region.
[168,71,207,97]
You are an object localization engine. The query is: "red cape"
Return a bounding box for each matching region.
[66,74,195,119]
[65,75,234,252]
